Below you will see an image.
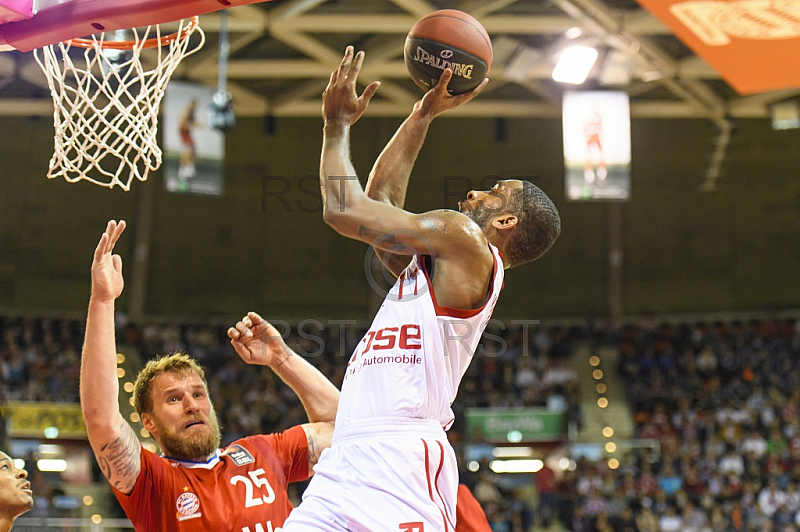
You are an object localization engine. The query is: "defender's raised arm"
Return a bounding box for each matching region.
[80,220,142,495]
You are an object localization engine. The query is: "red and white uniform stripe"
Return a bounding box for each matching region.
[284,246,504,532]
[337,244,504,429]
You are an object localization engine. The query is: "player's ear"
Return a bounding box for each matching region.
[492,214,518,232]
[140,412,156,433]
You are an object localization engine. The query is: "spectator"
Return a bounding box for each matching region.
[741,429,768,459]
[658,463,683,496]
[636,506,658,532]
[658,504,682,532]
[534,462,557,528]
[474,473,503,507]
[759,477,787,517]
[718,448,745,476]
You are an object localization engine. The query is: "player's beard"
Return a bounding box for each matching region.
[153,407,222,461]
[463,205,493,231]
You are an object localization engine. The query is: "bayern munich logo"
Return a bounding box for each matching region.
[176,492,201,516]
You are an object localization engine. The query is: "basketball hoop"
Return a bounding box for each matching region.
[33,17,204,190]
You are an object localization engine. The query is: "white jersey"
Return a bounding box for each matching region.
[336,244,504,430]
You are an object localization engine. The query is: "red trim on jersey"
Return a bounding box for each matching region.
[422,439,453,532]
[435,440,456,531]
[398,271,406,300]
[419,247,501,318]
[423,439,433,500]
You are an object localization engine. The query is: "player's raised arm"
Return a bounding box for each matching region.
[365,68,488,277]
[80,221,142,495]
[228,312,339,473]
[320,47,486,262]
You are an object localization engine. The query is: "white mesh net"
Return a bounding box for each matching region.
[33,19,205,191]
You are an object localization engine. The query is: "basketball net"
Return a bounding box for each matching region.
[33,18,205,191]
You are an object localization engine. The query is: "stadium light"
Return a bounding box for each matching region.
[489,459,544,473]
[553,46,598,84]
[492,446,535,458]
[38,459,68,472]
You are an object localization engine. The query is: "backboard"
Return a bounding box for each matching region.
[0,0,271,52]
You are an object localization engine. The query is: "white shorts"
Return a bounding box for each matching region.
[284,418,458,532]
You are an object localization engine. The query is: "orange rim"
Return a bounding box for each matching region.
[67,16,199,50]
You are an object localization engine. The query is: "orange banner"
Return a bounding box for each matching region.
[635,0,800,94]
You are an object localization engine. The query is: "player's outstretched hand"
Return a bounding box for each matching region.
[415,68,488,120]
[91,220,126,302]
[322,46,381,125]
[228,311,293,368]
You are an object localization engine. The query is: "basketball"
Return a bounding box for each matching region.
[404,9,493,95]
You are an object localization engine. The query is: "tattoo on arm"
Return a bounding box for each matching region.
[359,225,398,246]
[97,421,141,493]
[307,434,321,468]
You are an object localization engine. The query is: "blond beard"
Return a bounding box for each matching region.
[152,409,222,461]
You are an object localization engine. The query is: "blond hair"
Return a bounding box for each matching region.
[132,352,208,415]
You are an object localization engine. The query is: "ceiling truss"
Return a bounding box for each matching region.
[0,0,797,124]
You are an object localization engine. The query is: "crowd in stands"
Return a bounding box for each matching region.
[592,318,800,532]
[0,314,581,529]
[7,313,798,531]
[0,316,83,403]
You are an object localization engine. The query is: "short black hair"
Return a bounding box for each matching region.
[505,181,561,267]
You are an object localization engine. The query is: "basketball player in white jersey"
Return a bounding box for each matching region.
[283,47,561,531]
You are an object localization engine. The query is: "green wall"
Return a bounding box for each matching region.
[1,114,798,321]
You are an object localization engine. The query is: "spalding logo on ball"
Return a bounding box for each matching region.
[404,9,493,95]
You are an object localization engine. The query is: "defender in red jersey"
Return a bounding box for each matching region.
[454,485,492,532]
[81,221,340,532]
[283,48,561,531]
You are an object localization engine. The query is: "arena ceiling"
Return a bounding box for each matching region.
[0,0,798,124]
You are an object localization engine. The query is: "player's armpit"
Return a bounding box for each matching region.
[95,420,142,495]
[300,422,334,476]
[373,248,413,279]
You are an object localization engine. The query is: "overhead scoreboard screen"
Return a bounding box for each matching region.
[563,91,631,201]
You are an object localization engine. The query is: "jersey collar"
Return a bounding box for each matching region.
[162,449,221,469]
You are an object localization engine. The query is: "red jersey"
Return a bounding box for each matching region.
[113,427,308,532]
[455,484,492,532]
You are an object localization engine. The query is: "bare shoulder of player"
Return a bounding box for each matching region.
[418,210,491,256]
[416,209,481,238]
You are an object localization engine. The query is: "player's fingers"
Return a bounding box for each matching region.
[109,220,126,247]
[435,69,453,94]
[361,81,381,103]
[338,46,354,78]
[235,321,253,338]
[112,255,122,274]
[351,50,365,79]
[99,220,117,253]
[247,312,263,325]
[227,327,239,340]
[93,232,109,262]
